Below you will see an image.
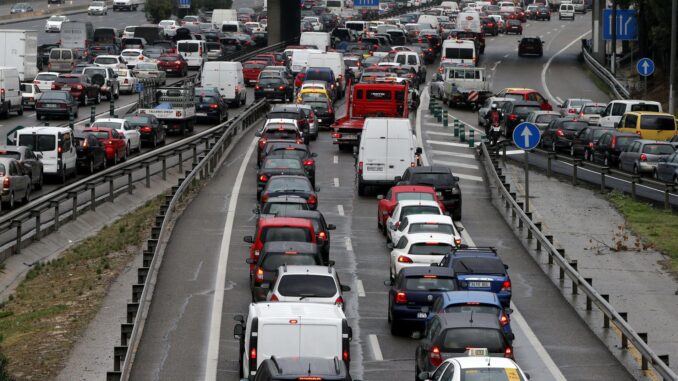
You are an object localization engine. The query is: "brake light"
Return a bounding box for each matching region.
[140,127,152,133]
[75,84,84,90]
[209,104,219,109]
[397,255,413,263]
[270,294,279,302]
[303,159,314,166]
[343,351,349,362]
[332,132,342,139]
[556,129,565,137]
[255,267,264,282]
[568,108,577,114]
[430,346,442,367]
[307,194,317,205]
[335,296,344,306]
[500,311,509,326]
[2,177,10,189]
[51,84,57,90]
[258,137,267,148]
[58,146,63,154]
[588,142,594,148]
[501,280,511,292]
[504,346,513,358]
[261,194,269,203]
[259,174,270,182]
[508,114,517,121]
[611,136,617,149]
[395,291,407,304]
[640,153,647,162]
[139,56,144,60]
[250,347,257,360]
[358,161,363,175]
[455,238,462,246]
[296,138,304,144]
[255,85,261,90]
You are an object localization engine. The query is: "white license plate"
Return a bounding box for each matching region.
[417,312,427,319]
[63,86,71,90]
[196,112,207,117]
[44,104,57,108]
[264,88,274,92]
[469,281,490,288]
[436,191,442,196]
[317,119,323,123]
[366,165,383,171]
[342,134,358,140]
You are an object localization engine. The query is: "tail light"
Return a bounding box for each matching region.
[508,114,517,121]
[2,177,10,189]
[504,346,513,358]
[261,193,269,203]
[74,84,84,90]
[318,231,327,240]
[430,346,442,367]
[278,85,285,91]
[611,136,617,149]
[568,108,577,114]
[556,129,565,137]
[296,138,304,144]
[501,280,511,292]
[640,153,647,162]
[250,347,257,360]
[258,137,267,148]
[51,84,57,90]
[335,296,344,306]
[255,267,264,282]
[397,255,413,263]
[499,311,509,326]
[269,294,279,302]
[209,104,219,109]
[139,56,144,60]
[255,85,261,90]
[343,351,349,362]
[307,194,317,206]
[358,161,363,175]
[303,159,314,166]
[258,174,268,182]
[332,132,342,139]
[395,291,407,304]
[198,47,202,56]
[108,140,113,145]
[588,142,594,148]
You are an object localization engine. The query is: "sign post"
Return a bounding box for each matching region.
[637,57,655,99]
[512,122,541,214]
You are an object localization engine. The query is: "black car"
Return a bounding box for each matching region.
[501,100,542,137]
[253,357,351,381]
[541,118,589,152]
[418,31,442,52]
[591,131,641,167]
[255,76,292,102]
[260,175,318,210]
[256,195,310,218]
[278,209,336,264]
[124,114,167,148]
[35,90,78,120]
[535,6,551,20]
[411,42,436,64]
[245,242,323,301]
[74,133,107,173]
[257,156,308,198]
[570,126,614,160]
[415,313,515,375]
[301,94,335,129]
[397,166,462,220]
[386,266,457,336]
[481,17,499,36]
[262,143,317,185]
[518,37,544,57]
[194,93,229,123]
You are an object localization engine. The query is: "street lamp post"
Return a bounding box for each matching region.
[669,0,677,114]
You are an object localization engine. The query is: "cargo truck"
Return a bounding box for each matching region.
[0,30,38,81]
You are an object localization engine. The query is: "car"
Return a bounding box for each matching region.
[616,111,678,141]
[256,122,304,163]
[267,105,310,143]
[156,54,189,77]
[534,6,551,20]
[93,55,126,70]
[541,118,589,152]
[430,291,514,337]
[525,110,561,132]
[518,36,543,57]
[296,104,319,141]
[142,47,166,62]
[52,74,101,106]
[81,127,128,165]
[267,265,349,308]
[122,26,136,39]
[256,196,311,219]
[386,266,457,335]
[439,247,512,307]
[121,37,147,50]
[256,156,308,198]
[20,83,41,110]
[116,68,139,94]
[0,146,43,189]
[297,81,332,103]
[74,133,107,173]
[385,199,443,243]
[591,131,641,167]
[390,214,461,250]
[244,215,317,270]
[418,348,528,381]
[481,17,499,36]
[495,87,552,111]
[243,60,268,85]
[45,15,69,33]
[124,114,167,148]
[194,92,229,124]
[10,3,34,14]
[505,19,522,34]
[577,102,607,126]
[389,231,454,280]
[253,356,352,381]
[559,98,593,117]
[570,126,614,160]
[376,185,445,233]
[158,20,180,37]
[500,100,543,137]
[81,66,121,101]
[260,175,318,210]
[121,49,145,68]
[396,166,462,221]
[0,158,31,208]
[35,90,79,120]
[619,140,675,175]
[246,242,324,301]
[91,118,141,154]
[87,1,108,15]
[297,93,333,133]
[255,76,293,102]
[260,143,317,185]
[655,151,678,183]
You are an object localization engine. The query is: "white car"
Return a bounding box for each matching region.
[158,20,180,37]
[420,349,529,381]
[120,49,145,68]
[302,16,323,31]
[389,214,461,251]
[389,232,454,280]
[91,118,141,153]
[45,15,69,33]
[116,68,138,94]
[267,265,350,309]
[93,55,127,70]
[33,72,60,91]
[245,22,264,33]
[87,1,108,15]
[123,26,137,38]
[385,200,443,243]
[21,83,41,109]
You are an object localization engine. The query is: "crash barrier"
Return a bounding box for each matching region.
[581,40,631,100]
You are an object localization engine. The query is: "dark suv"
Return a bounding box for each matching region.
[541,118,589,152]
[255,76,293,102]
[518,37,544,57]
[254,357,352,381]
[501,100,542,137]
[396,166,462,221]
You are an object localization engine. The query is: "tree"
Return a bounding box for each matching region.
[193,0,231,11]
[145,0,175,23]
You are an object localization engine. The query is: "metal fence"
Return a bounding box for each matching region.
[581,41,631,99]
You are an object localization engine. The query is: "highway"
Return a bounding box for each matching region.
[129,12,637,381]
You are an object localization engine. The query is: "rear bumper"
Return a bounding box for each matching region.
[391,307,428,329]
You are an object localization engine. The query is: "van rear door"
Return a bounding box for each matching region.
[361,132,388,182]
[386,122,414,181]
[259,318,301,368]
[299,322,341,358]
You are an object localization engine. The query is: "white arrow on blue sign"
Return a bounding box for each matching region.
[636,58,655,77]
[512,122,541,150]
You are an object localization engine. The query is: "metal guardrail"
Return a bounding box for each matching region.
[581,42,631,99]
[479,142,678,381]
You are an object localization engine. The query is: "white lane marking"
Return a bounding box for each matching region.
[546,31,551,35]
[431,159,479,170]
[334,177,340,187]
[356,279,366,297]
[345,237,353,252]
[491,60,502,71]
[204,137,257,381]
[334,155,339,164]
[553,28,559,32]
[426,131,455,137]
[430,150,476,159]
[456,173,484,182]
[368,334,384,361]
[455,222,567,381]
[506,149,526,155]
[504,54,509,58]
[427,140,480,148]
[541,30,591,105]
[337,204,345,216]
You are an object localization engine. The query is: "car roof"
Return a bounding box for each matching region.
[399,266,455,277]
[263,195,309,204]
[451,356,521,369]
[278,265,335,275]
[250,301,344,319]
[509,100,541,106]
[396,199,441,208]
[451,247,499,257]
[258,216,313,227]
[438,310,502,329]
[93,118,125,124]
[282,209,323,220]
[636,139,673,145]
[403,214,453,224]
[625,111,674,117]
[262,241,319,254]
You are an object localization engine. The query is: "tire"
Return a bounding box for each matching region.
[36,113,41,120]
[36,171,43,190]
[17,104,23,116]
[390,316,403,336]
[569,145,574,157]
[95,92,101,104]
[22,187,30,204]
[107,90,112,101]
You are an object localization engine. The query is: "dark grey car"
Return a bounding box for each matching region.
[0,157,32,208]
[619,139,675,175]
[0,146,43,189]
[654,151,678,183]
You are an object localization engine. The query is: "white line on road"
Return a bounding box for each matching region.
[427,140,479,148]
[432,159,479,170]
[334,177,340,187]
[541,30,592,105]
[456,173,484,182]
[355,279,366,297]
[334,155,339,164]
[204,137,258,381]
[426,131,455,137]
[491,60,502,71]
[368,334,384,361]
[337,204,345,216]
[430,150,476,159]
[345,237,353,252]
[504,54,509,58]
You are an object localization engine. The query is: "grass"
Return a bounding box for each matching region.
[608,191,678,272]
[0,194,164,380]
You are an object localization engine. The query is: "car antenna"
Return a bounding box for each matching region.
[308,362,312,376]
[469,310,474,324]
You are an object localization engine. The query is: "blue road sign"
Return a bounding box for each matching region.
[602,9,637,41]
[512,122,541,150]
[353,0,379,8]
[636,58,655,77]
[177,0,190,9]
[135,82,144,93]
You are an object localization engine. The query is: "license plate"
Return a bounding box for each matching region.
[436,191,442,196]
[166,69,174,72]
[469,281,490,288]
[366,165,383,171]
[342,134,357,140]
[417,312,427,319]
[63,86,71,90]
[44,104,57,108]
[317,119,323,123]
[264,88,274,92]
[196,112,207,117]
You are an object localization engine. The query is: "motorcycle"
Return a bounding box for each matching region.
[489,122,501,146]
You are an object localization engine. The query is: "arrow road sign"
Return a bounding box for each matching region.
[602,9,637,41]
[353,0,379,8]
[636,58,655,77]
[512,122,541,150]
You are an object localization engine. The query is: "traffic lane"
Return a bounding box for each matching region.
[0,0,89,18]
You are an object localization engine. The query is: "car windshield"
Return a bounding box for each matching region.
[40,91,68,100]
[592,129,612,139]
[56,77,81,84]
[267,178,311,192]
[643,144,675,155]
[630,104,660,112]
[195,95,219,104]
[444,304,502,316]
[264,128,297,140]
[264,158,302,169]
[453,258,506,275]
[262,253,319,270]
[92,122,121,129]
[305,70,332,82]
[404,276,456,291]
[91,1,104,5]
[445,48,474,59]
[18,134,55,151]
[262,202,309,214]
[305,100,329,109]
[277,275,337,297]
[261,226,312,242]
[443,328,505,353]
[410,172,455,187]
[409,223,454,235]
[158,55,180,62]
[396,192,435,202]
[244,62,264,69]
[583,105,605,114]
[401,205,440,218]
[640,116,677,130]
[408,243,452,255]
[36,73,58,81]
[270,148,305,159]
[259,77,283,85]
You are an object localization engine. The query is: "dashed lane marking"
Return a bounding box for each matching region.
[431,159,479,170]
[345,237,353,252]
[430,150,476,159]
[368,334,384,361]
[334,155,339,164]
[427,140,480,148]
[337,204,345,216]
[356,279,366,297]
[334,177,340,187]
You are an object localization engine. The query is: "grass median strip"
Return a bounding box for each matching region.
[608,191,678,271]
[0,194,163,380]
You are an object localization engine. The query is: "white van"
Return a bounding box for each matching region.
[358,118,419,196]
[441,39,477,66]
[456,11,482,33]
[307,52,346,96]
[417,15,439,30]
[200,61,246,107]
[0,67,23,118]
[16,126,77,182]
[177,40,206,69]
[300,32,332,52]
[221,21,245,33]
[233,302,352,380]
[598,100,663,128]
[211,9,237,28]
[290,49,322,74]
[559,3,575,20]
[345,21,368,37]
[325,0,344,14]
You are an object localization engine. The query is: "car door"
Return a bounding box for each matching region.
[10,161,28,195]
[593,133,609,162]
[124,121,141,150]
[657,152,675,181]
[572,128,588,155]
[621,141,639,171]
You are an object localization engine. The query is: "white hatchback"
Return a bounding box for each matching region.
[33,72,60,91]
[390,214,461,251]
[91,118,141,153]
[385,200,443,243]
[121,49,145,68]
[267,265,350,309]
[389,232,455,280]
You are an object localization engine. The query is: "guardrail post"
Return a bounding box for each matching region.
[547,153,554,177]
[664,185,673,210]
[89,184,96,211]
[31,210,41,241]
[123,169,132,195]
[535,222,542,250]
[109,96,115,116]
[619,312,628,349]
[585,278,593,310]
[121,323,133,347]
[526,213,533,239]
[178,150,183,173]
[602,294,610,328]
[12,221,21,254]
[631,175,640,200]
[68,111,74,130]
[638,332,649,370]
[442,111,448,127]
[113,346,126,372]
[50,200,60,231]
[658,355,670,377]
[145,163,151,188]
[90,106,96,124]
[162,155,167,181]
[69,191,78,220]
[192,143,198,165]
[468,130,475,148]
[454,120,459,137]
[601,166,609,193]
[570,260,578,294]
[573,159,581,186]
[106,176,115,202]
[460,126,466,143]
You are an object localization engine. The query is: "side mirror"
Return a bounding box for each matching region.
[558,104,564,108]
[315,186,320,192]
[453,176,460,182]
[417,372,432,381]
[504,264,509,269]
[252,208,260,214]
[254,131,261,137]
[328,260,336,266]
[341,284,351,292]
[387,242,394,250]
[505,308,514,315]
[376,194,384,200]
[245,258,255,264]
[243,235,254,243]
[36,153,43,159]
[430,263,439,267]
[233,323,244,339]
[311,152,318,157]
[507,332,516,341]
[525,372,531,380]
[383,279,393,286]
[456,226,464,232]
[327,224,336,230]
[233,314,244,323]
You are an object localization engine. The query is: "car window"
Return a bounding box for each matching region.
[396,192,434,202]
[640,115,676,131]
[630,103,660,112]
[430,363,449,381]
[260,253,319,271]
[624,114,638,128]
[611,103,626,116]
[277,275,337,297]
[442,328,505,352]
[453,257,505,274]
[261,226,311,242]
[408,243,452,255]
[643,144,674,155]
[409,223,454,235]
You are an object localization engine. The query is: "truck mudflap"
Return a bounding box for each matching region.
[447,90,492,109]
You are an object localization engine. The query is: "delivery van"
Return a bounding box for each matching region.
[201,61,246,106]
[300,32,332,52]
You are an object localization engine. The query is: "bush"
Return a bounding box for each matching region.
[145,0,175,23]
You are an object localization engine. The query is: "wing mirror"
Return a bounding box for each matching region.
[376,194,384,200]
[245,258,255,264]
[233,323,244,340]
[341,284,351,292]
[327,224,336,230]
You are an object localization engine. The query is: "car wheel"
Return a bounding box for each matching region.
[126,143,131,159]
[633,164,639,175]
[23,187,30,204]
[37,171,43,190]
[390,316,403,336]
[82,94,89,106]
[36,113,41,120]
[114,151,119,165]
[552,141,557,152]
[17,104,23,116]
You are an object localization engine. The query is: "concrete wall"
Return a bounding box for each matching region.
[267,0,301,44]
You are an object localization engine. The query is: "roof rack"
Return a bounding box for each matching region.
[452,246,497,255]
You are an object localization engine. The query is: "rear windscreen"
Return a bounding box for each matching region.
[396,192,435,202]
[442,328,505,352]
[178,42,198,52]
[410,173,455,187]
[616,136,637,148]
[453,258,506,275]
[305,70,333,82]
[443,304,501,316]
[404,276,456,291]
[514,106,541,115]
[409,223,454,235]
[260,253,319,271]
[642,144,675,155]
[277,275,336,297]
[56,77,81,84]
[261,227,311,242]
[445,48,474,59]
[401,206,440,218]
[264,158,302,169]
[535,114,558,124]
[408,243,452,255]
[262,203,309,214]
[640,116,676,130]
[222,24,237,32]
[630,104,660,112]
[265,130,298,140]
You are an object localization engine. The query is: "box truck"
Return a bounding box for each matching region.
[0,30,38,81]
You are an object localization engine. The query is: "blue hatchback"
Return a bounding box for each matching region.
[428,290,514,338]
[438,247,512,307]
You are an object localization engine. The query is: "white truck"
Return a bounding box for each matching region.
[112,0,142,11]
[137,86,196,135]
[211,9,238,28]
[441,66,491,108]
[0,30,38,81]
[201,61,246,107]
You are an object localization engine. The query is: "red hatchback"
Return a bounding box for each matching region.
[52,74,101,106]
[243,60,267,85]
[377,185,446,233]
[243,216,316,271]
[157,54,188,77]
[82,127,128,164]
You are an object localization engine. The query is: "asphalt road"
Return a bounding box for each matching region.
[129,12,636,381]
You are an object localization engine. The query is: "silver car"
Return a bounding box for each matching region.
[559,98,593,117]
[297,104,319,141]
[0,157,31,208]
[525,111,561,132]
[267,265,350,310]
[619,139,675,175]
[655,151,678,183]
[577,102,606,126]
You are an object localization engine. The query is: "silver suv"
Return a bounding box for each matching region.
[267,265,351,310]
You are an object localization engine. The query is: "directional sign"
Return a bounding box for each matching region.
[512,122,541,151]
[353,0,379,8]
[602,9,637,41]
[135,82,144,93]
[177,0,190,9]
[636,58,655,77]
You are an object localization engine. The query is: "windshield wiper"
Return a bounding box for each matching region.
[298,293,317,300]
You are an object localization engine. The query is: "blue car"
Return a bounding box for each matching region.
[429,290,514,338]
[438,247,512,307]
[386,266,457,336]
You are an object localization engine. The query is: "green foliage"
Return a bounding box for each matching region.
[193,0,232,12]
[145,0,175,23]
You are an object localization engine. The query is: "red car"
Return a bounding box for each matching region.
[242,217,316,271]
[82,127,128,164]
[253,53,276,67]
[496,88,553,111]
[52,74,101,106]
[157,54,188,77]
[505,19,523,35]
[243,60,268,85]
[377,185,446,233]
[514,7,528,22]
